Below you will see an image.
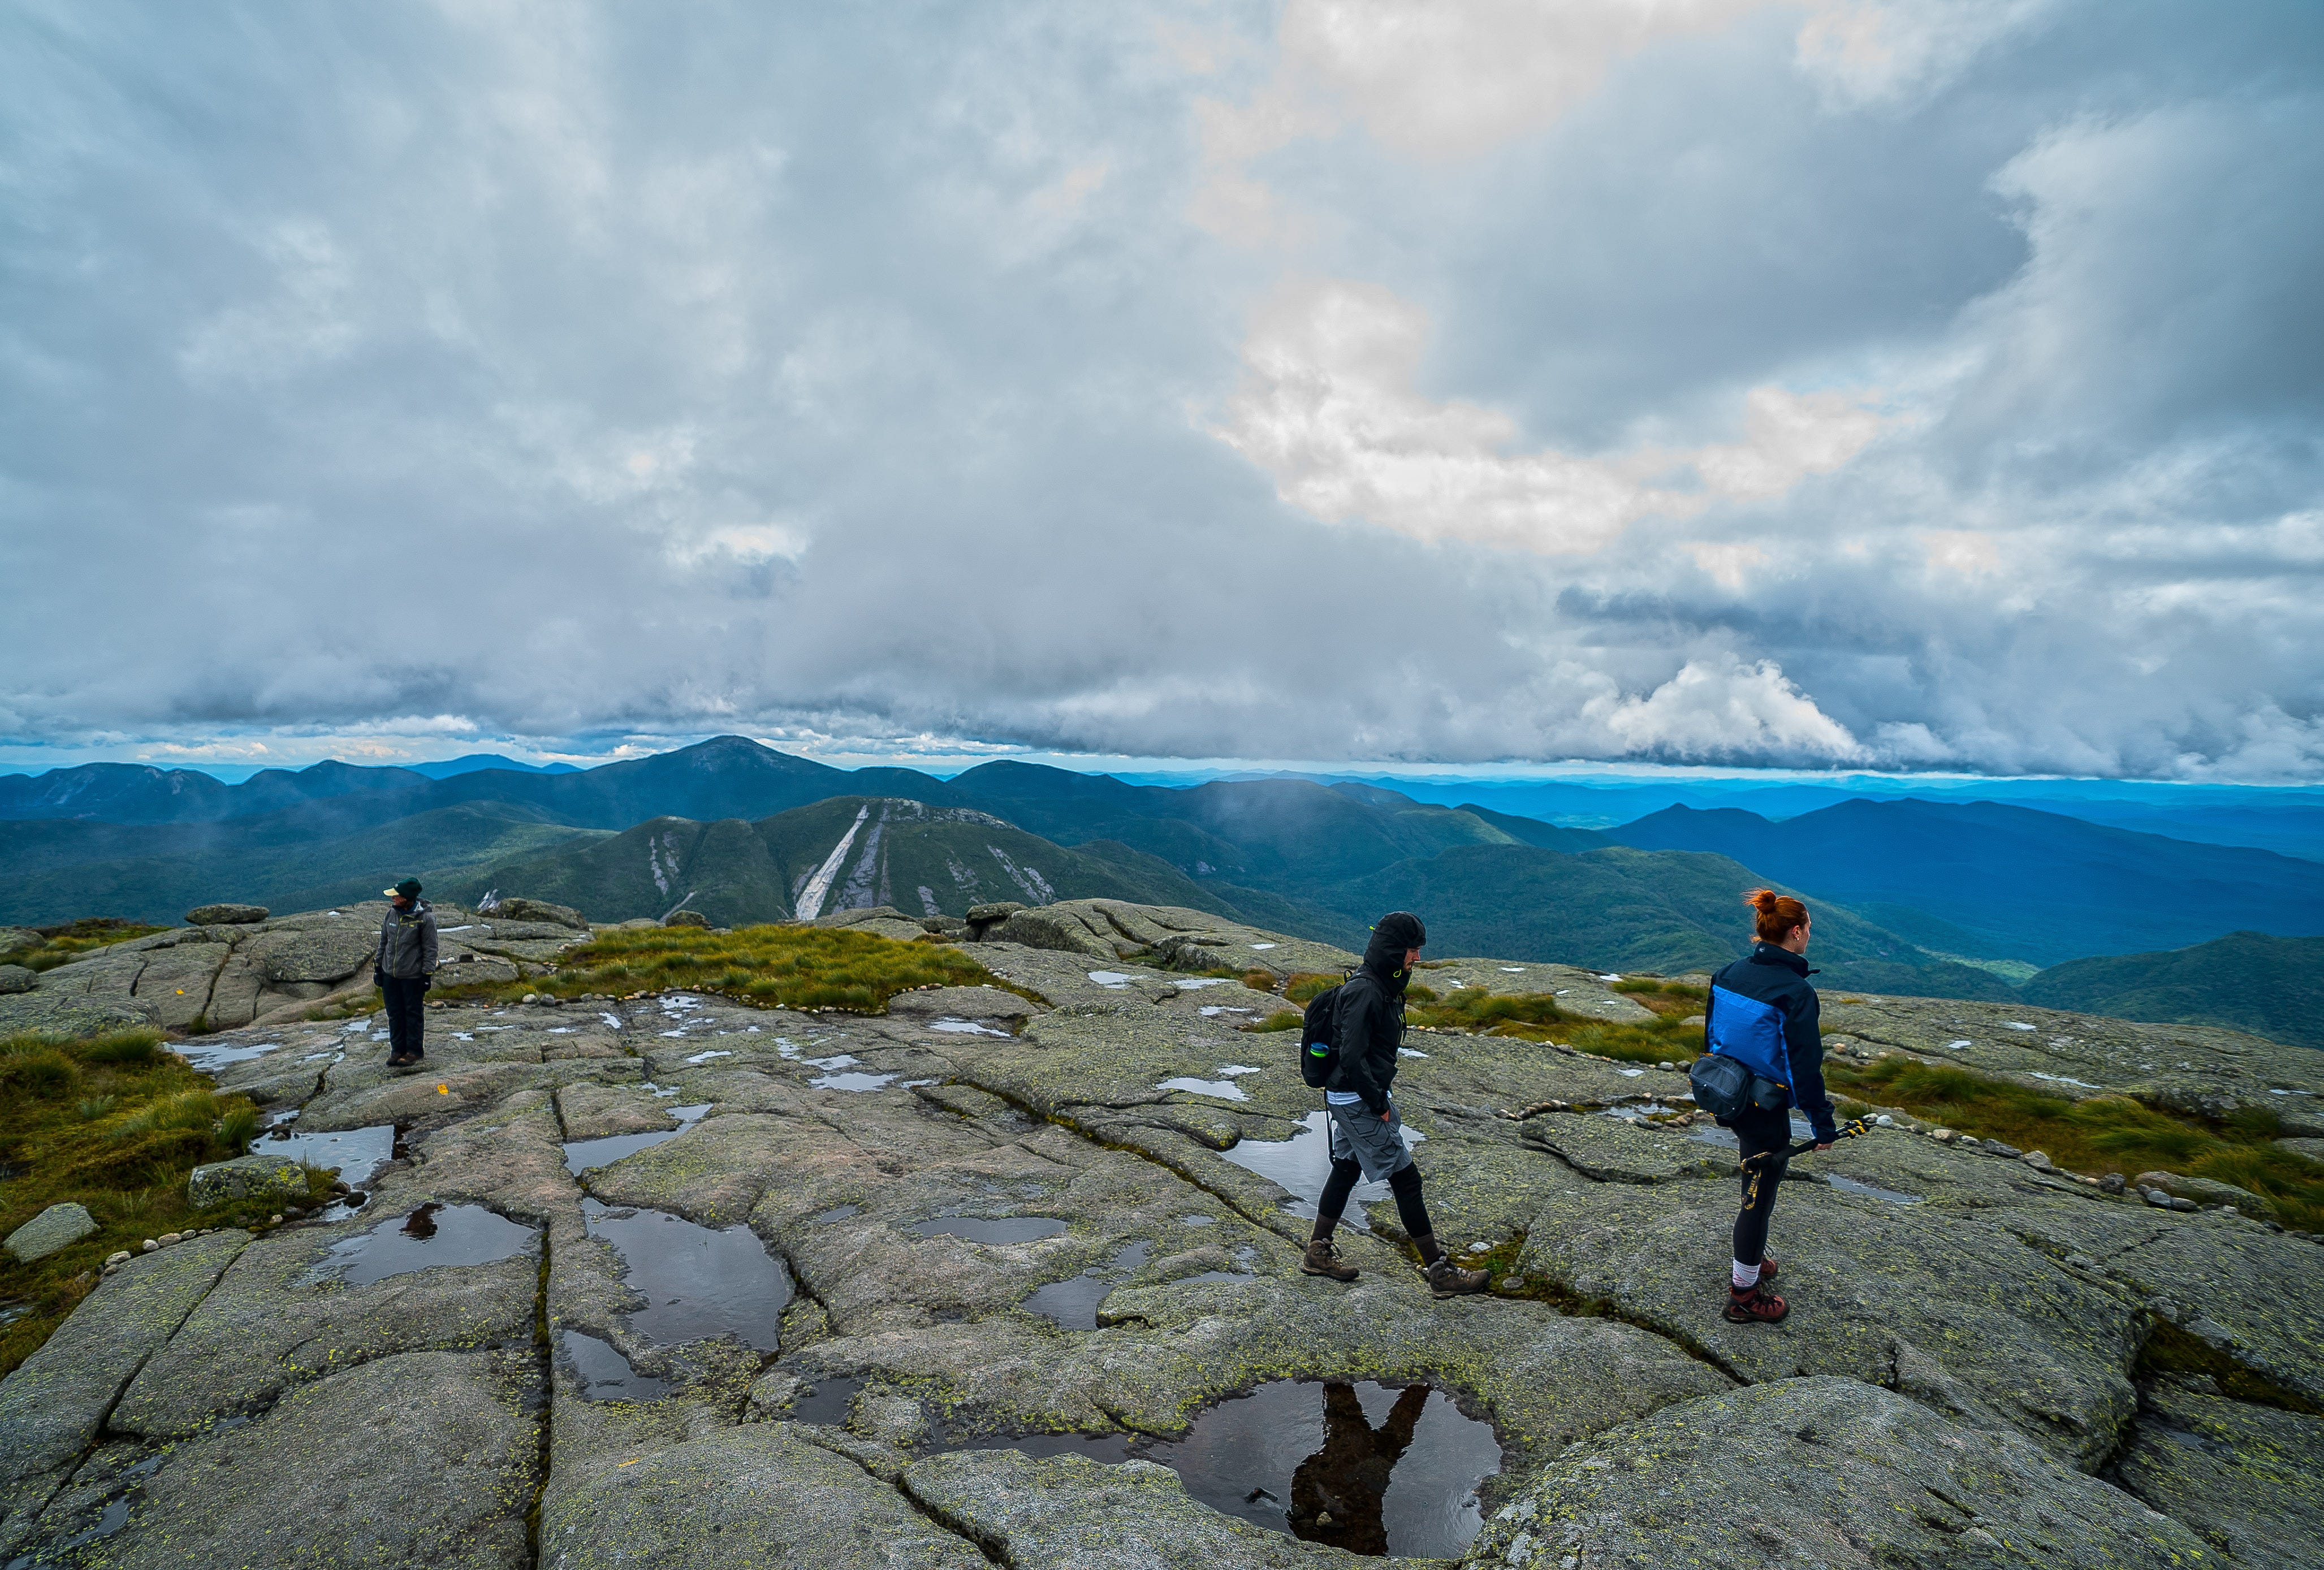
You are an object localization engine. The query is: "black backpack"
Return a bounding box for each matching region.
[1297,978,1350,1087]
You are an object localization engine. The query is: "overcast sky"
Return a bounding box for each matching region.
[4,1,2321,780]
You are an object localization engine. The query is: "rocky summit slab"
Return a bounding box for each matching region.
[0,898,2316,1568]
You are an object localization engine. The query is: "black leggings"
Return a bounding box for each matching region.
[1730,1104,1791,1266]
[1319,1158,1433,1239]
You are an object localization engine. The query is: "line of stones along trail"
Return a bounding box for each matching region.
[3,897,2321,1568]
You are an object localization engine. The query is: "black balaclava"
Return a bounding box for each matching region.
[1362,911,1425,989]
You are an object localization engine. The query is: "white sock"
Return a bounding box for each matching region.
[1731,1260,1762,1291]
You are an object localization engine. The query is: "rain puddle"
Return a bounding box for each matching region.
[788,1373,865,1424]
[928,1018,1010,1036]
[1141,1378,1501,1559]
[1087,971,1135,988]
[319,1203,538,1286]
[810,1204,861,1224]
[561,1329,670,1402]
[1022,1241,1151,1330]
[248,1124,398,1185]
[582,1199,790,1350]
[1157,1077,1249,1101]
[1688,1114,1816,1152]
[176,1038,283,1071]
[908,1216,1068,1243]
[1826,1174,1923,1205]
[811,1071,898,1092]
[1218,1112,1424,1231]
[562,1104,712,1174]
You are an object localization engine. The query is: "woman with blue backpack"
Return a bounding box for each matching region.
[1699,889,1838,1325]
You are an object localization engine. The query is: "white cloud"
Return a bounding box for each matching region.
[1795,0,2057,109]
[1587,656,1866,763]
[1212,278,1892,553]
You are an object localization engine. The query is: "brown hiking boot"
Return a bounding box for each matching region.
[1425,1257,1489,1297]
[1301,1238,1359,1281]
[1723,1284,1789,1324]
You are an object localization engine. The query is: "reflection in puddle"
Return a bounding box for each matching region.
[810,1071,898,1092]
[320,1203,538,1286]
[561,1329,670,1402]
[1143,1379,1500,1559]
[250,1124,398,1186]
[928,1018,1010,1036]
[1687,1114,1815,1153]
[1022,1240,1152,1330]
[1156,1077,1249,1101]
[582,1199,790,1350]
[1177,1243,1263,1286]
[561,1104,712,1174]
[1218,1113,1423,1232]
[1826,1174,1923,1204]
[943,1431,1135,1464]
[907,1216,1068,1244]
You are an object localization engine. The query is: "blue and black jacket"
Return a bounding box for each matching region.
[1705,942,1837,1143]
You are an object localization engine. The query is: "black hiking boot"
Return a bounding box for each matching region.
[1302,1238,1359,1281]
[1424,1257,1489,1297]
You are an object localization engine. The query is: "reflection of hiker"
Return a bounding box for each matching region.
[1709,889,1836,1324]
[1301,911,1488,1296]
[1289,1381,1429,1554]
[375,877,438,1069]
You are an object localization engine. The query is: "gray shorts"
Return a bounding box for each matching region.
[1327,1100,1414,1182]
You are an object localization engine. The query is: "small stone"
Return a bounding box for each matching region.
[2170,1197,2198,1212]
[1875,1114,1895,1128]
[1499,1276,1526,1290]
[0,963,34,994]
[141,1239,158,1252]
[1932,1128,1955,1143]
[105,1250,131,1266]
[2022,1151,2054,1171]
[158,1231,182,1245]
[1657,1061,1674,1071]
[522,993,539,1004]
[1985,1140,2021,1158]
[1315,1512,1333,1528]
[269,1214,284,1226]
[2099,1173,2126,1194]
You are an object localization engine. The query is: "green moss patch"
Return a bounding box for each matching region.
[439,923,1014,1013]
[1,919,170,974]
[0,1027,304,1378]
[1827,1056,2324,1231]
[1403,987,1704,1067]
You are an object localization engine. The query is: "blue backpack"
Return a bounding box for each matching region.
[1687,984,1794,1119]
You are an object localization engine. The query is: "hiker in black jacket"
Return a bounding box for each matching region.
[375,877,439,1069]
[1302,911,1488,1297]
[1709,888,1837,1324]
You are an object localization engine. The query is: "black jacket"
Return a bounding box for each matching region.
[1709,942,1836,1142]
[377,899,440,980]
[1327,929,1414,1115]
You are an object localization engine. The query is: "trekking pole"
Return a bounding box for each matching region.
[1740,1117,1873,1172]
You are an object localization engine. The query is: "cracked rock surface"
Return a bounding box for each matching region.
[1,902,2317,1567]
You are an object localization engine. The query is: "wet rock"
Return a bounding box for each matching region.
[903,1448,1434,1569]
[3,1203,97,1263]
[1463,1376,2212,1569]
[541,1422,988,1569]
[112,1213,538,1439]
[62,1350,537,1569]
[2113,1377,2324,1567]
[0,965,33,994]
[185,903,269,924]
[0,1230,248,1540]
[186,1151,314,1209]
[886,984,1041,1026]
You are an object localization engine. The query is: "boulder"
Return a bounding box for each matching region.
[965,901,1026,935]
[2278,1137,2324,1164]
[990,908,1118,959]
[0,966,33,995]
[489,897,588,930]
[187,1153,314,1210]
[184,904,267,925]
[2135,1170,2278,1218]
[3,1204,97,1263]
[663,909,710,928]
[1462,1376,2214,1569]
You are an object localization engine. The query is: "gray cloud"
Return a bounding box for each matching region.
[2,1,2321,779]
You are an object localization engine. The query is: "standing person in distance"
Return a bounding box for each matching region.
[375,877,439,1069]
[1300,911,1489,1297]
[1708,889,1836,1324]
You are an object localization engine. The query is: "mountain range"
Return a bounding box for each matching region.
[3,738,2319,1037]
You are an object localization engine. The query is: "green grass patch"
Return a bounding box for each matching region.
[1250,1010,1303,1032]
[434,923,1020,1013]
[0,1027,292,1379]
[1400,989,1706,1067]
[0,919,170,974]
[1283,972,1345,1005]
[1827,1056,2324,1231]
